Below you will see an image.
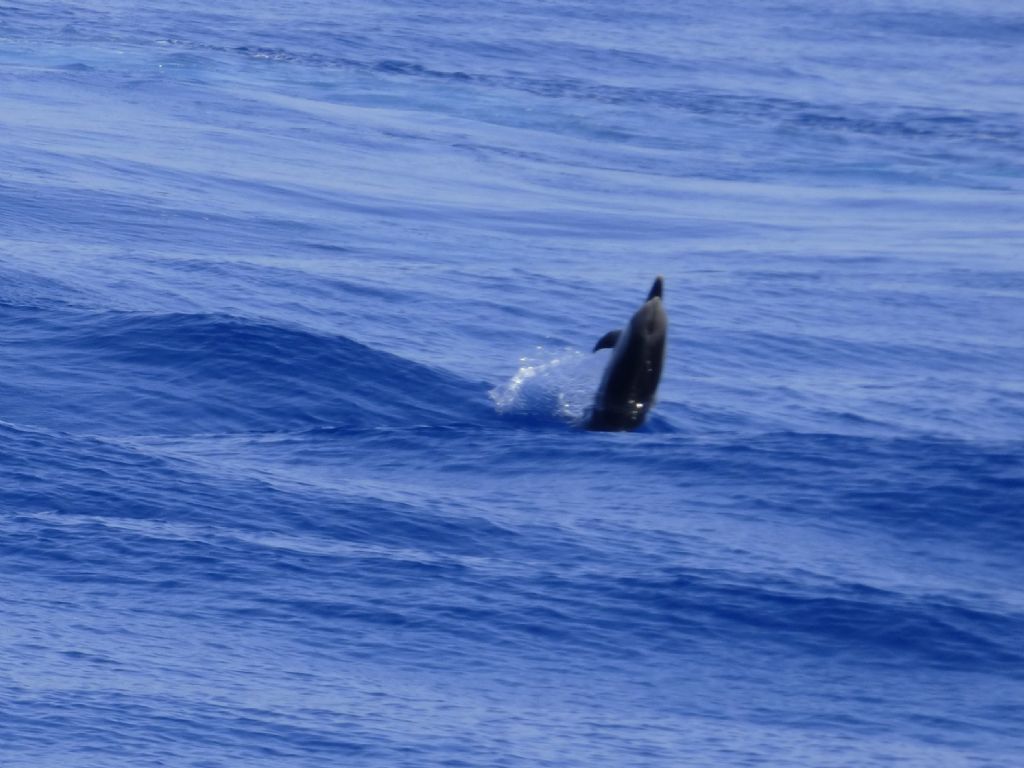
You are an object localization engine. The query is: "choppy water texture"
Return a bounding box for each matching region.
[2,1,1024,766]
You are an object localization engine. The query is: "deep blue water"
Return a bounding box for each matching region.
[2,1,1024,765]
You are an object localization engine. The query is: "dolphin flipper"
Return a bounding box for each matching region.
[593,330,622,352]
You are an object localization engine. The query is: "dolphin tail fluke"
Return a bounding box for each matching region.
[593,329,622,352]
[647,276,664,301]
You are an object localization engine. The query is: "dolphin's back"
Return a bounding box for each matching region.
[586,277,667,431]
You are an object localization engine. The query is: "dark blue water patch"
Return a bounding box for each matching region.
[9,432,1018,690]
[0,420,523,556]
[693,433,1024,543]
[0,3,81,34]
[242,424,1024,551]
[690,328,1021,377]
[0,265,87,312]
[860,10,1024,43]
[0,687,377,764]
[21,7,1021,158]
[566,566,1024,672]
[0,169,337,253]
[0,302,494,436]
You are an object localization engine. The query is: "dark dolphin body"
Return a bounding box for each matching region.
[586,276,668,431]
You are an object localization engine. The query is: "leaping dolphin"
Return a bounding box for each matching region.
[587,276,667,431]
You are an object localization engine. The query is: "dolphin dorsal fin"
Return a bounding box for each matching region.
[593,329,622,352]
[647,276,664,301]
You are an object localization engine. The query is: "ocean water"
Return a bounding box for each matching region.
[2,0,1023,765]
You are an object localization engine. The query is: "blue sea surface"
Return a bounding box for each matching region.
[2,1,1023,765]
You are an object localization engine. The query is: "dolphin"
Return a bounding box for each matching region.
[586,276,668,431]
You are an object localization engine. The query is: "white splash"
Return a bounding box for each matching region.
[489,346,602,424]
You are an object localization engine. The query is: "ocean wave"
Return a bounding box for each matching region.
[1,306,489,436]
